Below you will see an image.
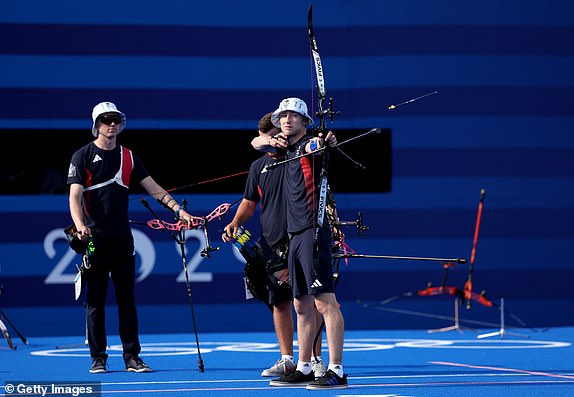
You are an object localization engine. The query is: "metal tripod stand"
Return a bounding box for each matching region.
[0,308,28,350]
[477,296,529,339]
[427,297,476,334]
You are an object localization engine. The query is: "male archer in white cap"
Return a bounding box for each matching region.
[258,98,348,390]
[67,102,194,374]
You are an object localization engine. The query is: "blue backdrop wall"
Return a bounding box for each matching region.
[0,0,573,337]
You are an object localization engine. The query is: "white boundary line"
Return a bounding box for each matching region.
[431,361,574,380]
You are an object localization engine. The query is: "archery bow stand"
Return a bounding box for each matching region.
[421,189,487,333]
[0,286,28,349]
[423,189,500,334]
[0,309,28,350]
[477,295,529,339]
[427,296,474,334]
[417,261,479,334]
[140,198,205,372]
[350,189,499,334]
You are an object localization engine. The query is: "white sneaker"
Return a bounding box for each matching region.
[312,358,327,378]
[261,357,296,377]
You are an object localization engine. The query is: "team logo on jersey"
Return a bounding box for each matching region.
[92,154,102,163]
[68,164,77,178]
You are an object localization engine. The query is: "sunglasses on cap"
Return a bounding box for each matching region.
[98,114,123,125]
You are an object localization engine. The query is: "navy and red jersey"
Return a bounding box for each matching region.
[244,154,287,247]
[67,142,149,238]
[284,134,322,234]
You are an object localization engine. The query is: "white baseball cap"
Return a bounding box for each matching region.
[91,101,126,137]
[271,97,314,128]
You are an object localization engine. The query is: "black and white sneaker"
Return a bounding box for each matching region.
[269,370,315,386]
[89,357,107,374]
[306,369,348,390]
[126,357,153,372]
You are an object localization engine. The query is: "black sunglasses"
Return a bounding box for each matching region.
[98,114,123,125]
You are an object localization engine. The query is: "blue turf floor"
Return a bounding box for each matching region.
[1,326,573,397]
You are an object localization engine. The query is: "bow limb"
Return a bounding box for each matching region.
[308,4,327,131]
[307,4,330,240]
[464,189,486,309]
[418,285,493,307]
[146,217,203,231]
[418,286,460,297]
[204,202,231,222]
[147,218,185,231]
[145,200,239,231]
[203,197,242,222]
[307,4,376,174]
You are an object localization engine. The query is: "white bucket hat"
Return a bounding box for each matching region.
[91,101,126,137]
[271,97,314,128]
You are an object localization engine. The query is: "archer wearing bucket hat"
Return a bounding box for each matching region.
[223,111,328,379]
[91,101,127,137]
[271,97,314,128]
[266,97,334,153]
[67,101,195,374]
[266,97,347,389]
